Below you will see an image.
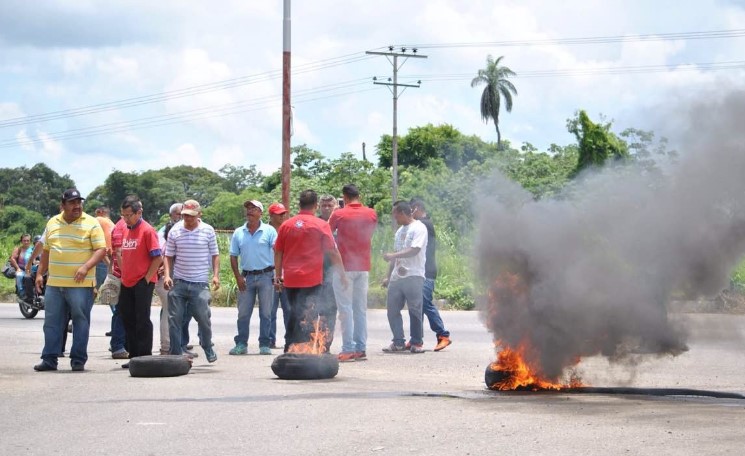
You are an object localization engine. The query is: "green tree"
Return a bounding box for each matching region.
[471,55,518,148]
[567,110,629,175]
[219,164,264,193]
[0,163,75,217]
[0,205,47,239]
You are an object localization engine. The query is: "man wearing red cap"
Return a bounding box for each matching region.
[267,202,290,348]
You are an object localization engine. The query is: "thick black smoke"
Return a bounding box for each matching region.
[477,90,745,380]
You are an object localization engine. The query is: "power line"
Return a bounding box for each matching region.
[398,28,745,49]
[400,60,745,82]
[1,80,377,149]
[0,51,380,128]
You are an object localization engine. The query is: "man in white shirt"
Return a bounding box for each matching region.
[382,200,428,354]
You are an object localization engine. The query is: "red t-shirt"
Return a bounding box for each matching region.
[275,210,337,288]
[328,202,378,271]
[111,219,127,278]
[120,219,160,287]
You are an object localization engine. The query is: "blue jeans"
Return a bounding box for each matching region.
[234,271,274,347]
[110,304,127,352]
[15,270,25,295]
[270,287,290,345]
[95,261,107,291]
[386,276,424,346]
[422,278,449,339]
[168,279,213,355]
[334,271,369,353]
[41,286,94,368]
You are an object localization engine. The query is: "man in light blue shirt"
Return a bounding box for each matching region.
[229,200,278,355]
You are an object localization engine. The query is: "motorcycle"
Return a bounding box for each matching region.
[16,271,46,319]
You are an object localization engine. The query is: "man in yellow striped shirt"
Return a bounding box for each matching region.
[34,188,107,372]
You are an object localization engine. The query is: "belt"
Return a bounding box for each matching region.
[242,266,274,276]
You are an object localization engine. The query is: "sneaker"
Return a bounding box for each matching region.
[337,352,356,362]
[182,347,199,358]
[205,347,218,363]
[229,342,248,355]
[111,350,129,360]
[259,346,272,355]
[382,343,407,352]
[410,344,425,354]
[434,336,452,352]
[33,362,57,372]
[353,351,367,361]
[71,363,85,372]
[404,342,411,350]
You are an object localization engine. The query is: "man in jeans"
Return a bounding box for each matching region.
[410,198,451,351]
[229,200,277,356]
[267,202,290,349]
[382,200,428,354]
[163,199,219,363]
[34,188,107,372]
[329,184,378,362]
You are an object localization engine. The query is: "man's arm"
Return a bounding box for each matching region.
[328,248,349,289]
[144,254,163,284]
[163,256,174,290]
[35,250,49,293]
[75,248,107,283]
[273,250,283,291]
[211,254,220,290]
[230,255,245,291]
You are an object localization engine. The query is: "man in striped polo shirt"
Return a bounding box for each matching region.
[163,199,219,362]
[34,188,107,372]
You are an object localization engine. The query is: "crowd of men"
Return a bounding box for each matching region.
[30,185,452,373]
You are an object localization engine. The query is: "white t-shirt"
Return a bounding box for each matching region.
[165,220,219,283]
[390,219,428,281]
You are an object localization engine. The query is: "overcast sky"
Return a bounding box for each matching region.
[1,0,744,196]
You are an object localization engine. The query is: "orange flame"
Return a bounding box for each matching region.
[488,341,583,391]
[287,316,329,355]
[486,271,584,391]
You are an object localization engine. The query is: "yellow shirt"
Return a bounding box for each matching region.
[44,212,106,287]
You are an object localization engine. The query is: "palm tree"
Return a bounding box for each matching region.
[471,55,518,148]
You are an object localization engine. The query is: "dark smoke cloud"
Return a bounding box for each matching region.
[477,89,745,381]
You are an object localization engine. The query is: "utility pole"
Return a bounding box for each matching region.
[281,0,291,208]
[366,47,427,210]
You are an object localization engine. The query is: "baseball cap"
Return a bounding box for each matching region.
[243,200,264,212]
[268,203,288,215]
[181,199,202,216]
[61,188,85,202]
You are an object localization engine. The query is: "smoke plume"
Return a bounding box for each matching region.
[477,89,745,381]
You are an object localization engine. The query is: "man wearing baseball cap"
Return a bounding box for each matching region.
[267,202,290,348]
[229,199,278,355]
[34,188,107,372]
[163,199,220,362]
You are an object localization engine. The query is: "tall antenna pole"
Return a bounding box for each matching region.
[281,0,291,208]
[366,47,427,211]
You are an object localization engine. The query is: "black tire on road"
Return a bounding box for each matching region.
[18,301,38,319]
[484,364,510,389]
[271,353,339,380]
[128,355,192,378]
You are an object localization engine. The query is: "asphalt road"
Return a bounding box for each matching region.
[1,301,744,455]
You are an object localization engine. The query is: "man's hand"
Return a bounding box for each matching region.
[381,278,389,288]
[235,275,247,292]
[211,275,220,291]
[35,274,44,294]
[383,252,395,262]
[74,265,89,283]
[163,276,173,290]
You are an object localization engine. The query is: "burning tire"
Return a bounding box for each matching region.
[128,355,192,378]
[271,353,339,380]
[484,364,510,389]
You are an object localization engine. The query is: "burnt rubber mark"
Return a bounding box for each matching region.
[563,387,745,400]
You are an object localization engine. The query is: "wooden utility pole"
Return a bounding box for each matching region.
[366,47,427,210]
[281,0,291,208]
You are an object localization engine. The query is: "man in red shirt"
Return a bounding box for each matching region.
[274,190,347,352]
[117,196,162,365]
[329,184,378,362]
